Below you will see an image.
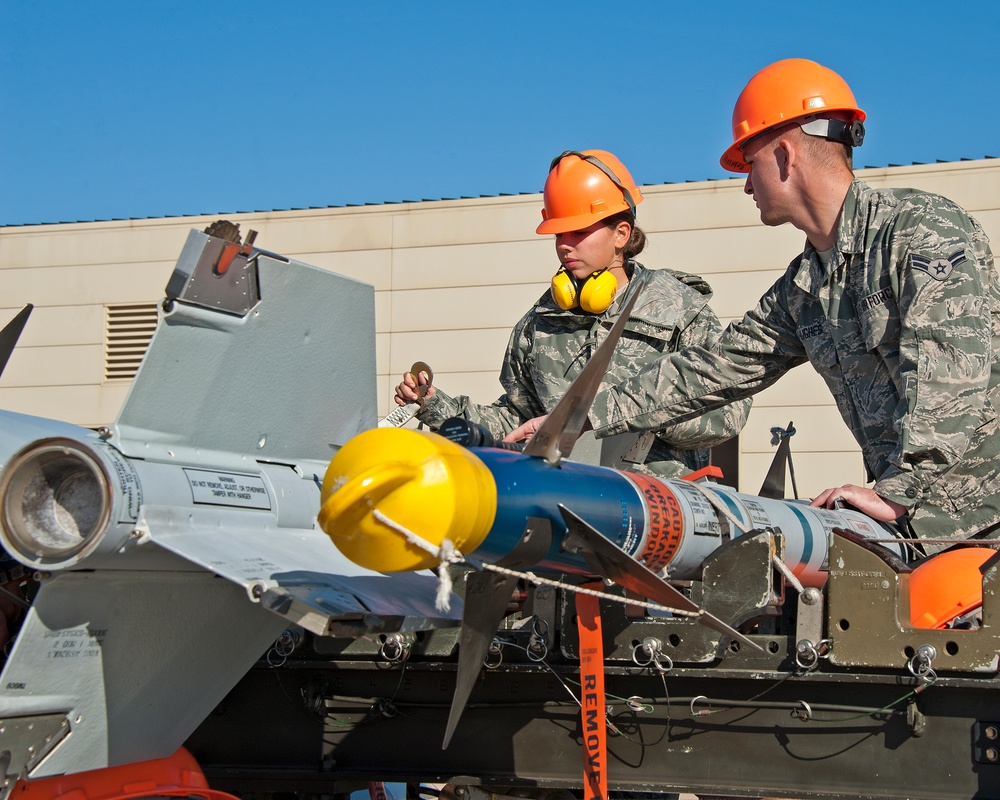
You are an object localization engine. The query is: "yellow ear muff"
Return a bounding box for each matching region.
[579,270,617,314]
[550,267,579,310]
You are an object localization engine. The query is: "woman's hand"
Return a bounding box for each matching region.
[393,369,435,406]
[504,415,548,443]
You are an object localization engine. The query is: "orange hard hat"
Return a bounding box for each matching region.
[11,748,238,800]
[721,58,866,173]
[908,546,995,629]
[536,150,644,235]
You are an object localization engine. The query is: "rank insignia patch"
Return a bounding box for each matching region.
[910,250,966,281]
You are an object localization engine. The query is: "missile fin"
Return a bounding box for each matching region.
[524,287,642,465]
[140,505,462,636]
[557,505,763,652]
[443,516,554,748]
[0,304,32,380]
[760,421,794,499]
[442,569,520,749]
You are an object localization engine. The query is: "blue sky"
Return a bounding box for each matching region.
[2,1,999,226]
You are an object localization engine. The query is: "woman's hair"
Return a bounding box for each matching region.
[605,211,646,260]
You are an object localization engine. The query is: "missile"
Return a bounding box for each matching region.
[317,424,905,747]
[318,425,902,588]
[317,283,906,747]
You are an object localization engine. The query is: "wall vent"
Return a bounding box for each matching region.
[105,303,159,381]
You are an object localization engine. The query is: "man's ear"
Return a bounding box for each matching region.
[775,136,796,181]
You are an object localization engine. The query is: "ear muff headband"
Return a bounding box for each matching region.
[549,150,638,217]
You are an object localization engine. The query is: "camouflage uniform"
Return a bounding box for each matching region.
[591,180,1000,549]
[417,262,749,478]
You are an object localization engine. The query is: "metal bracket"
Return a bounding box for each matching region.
[828,529,1000,672]
[164,229,261,317]
[0,713,70,794]
[795,585,825,656]
[560,529,781,664]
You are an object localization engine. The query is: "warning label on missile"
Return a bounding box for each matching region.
[104,447,143,523]
[184,468,271,509]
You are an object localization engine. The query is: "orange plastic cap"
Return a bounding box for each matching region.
[11,748,236,800]
[537,150,643,235]
[721,58,865,173]
[908,547,995,629]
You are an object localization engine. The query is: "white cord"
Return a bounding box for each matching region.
[372,509,700,618]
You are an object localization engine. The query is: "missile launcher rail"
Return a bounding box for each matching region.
[186,524,1000,800]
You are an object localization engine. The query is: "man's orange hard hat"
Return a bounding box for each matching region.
[721,58,866,173]
[908,546,995,629]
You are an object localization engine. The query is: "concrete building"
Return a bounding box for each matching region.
[1,158,998,498]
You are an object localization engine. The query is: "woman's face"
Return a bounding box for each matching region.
[554,220,626,280]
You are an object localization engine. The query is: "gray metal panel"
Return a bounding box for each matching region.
[113,244,377,465]
[138,504,462,635]
[0,570,287,777]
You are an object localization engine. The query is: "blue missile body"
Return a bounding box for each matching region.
[318,427,904,586]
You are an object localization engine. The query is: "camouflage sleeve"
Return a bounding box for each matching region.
[416,388,527,438]
[649,305,752,447]
[416,311,541,438]
[872,200,995,510]
[590,272,805,437]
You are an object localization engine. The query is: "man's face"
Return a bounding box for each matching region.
[741,131,791,227]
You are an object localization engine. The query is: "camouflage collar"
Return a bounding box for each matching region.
[837,180,871,257]
[535,261,707,331]
[794,179,869,296]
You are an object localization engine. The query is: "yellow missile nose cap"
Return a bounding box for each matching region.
[318,427,497,571]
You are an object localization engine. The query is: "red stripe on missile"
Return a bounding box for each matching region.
[630,473,684,572]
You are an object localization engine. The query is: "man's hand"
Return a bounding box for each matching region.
[393,370,435,406]
[504,415,548,443]
[810,484,907,522]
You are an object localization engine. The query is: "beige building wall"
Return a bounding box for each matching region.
[1,159,998,499]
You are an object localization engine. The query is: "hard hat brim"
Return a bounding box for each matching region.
[536,210,618,235]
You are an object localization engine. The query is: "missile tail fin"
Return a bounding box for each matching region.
[557,504,763,652]
[442,569,520,749]
[0,304,32,379]
[524,287,642,465]
[760,422,795,499]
